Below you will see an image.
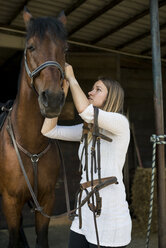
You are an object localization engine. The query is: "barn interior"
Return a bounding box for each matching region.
[0,1,165,245]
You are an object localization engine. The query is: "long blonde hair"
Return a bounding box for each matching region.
[87,77,124,143]
[99,77,124,113]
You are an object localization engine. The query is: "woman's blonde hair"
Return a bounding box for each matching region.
[99,77,124,113]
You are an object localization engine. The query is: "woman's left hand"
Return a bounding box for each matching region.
[65,63,75,81]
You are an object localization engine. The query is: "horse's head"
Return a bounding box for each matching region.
[23,8,68,118]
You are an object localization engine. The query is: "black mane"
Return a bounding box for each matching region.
[26,16,67,41]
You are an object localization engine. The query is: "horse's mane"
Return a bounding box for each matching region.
[26,16,67,42]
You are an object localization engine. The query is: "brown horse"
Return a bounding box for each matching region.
[0,8,68,248]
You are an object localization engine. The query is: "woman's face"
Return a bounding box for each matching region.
[88,80,108,108]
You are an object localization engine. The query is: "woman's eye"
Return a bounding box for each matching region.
[27,45,35,52]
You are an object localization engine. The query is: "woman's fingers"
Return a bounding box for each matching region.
[65,63,75,80]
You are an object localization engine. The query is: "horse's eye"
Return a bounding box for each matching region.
[27,45,35,52]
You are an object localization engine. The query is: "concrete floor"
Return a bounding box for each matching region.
[0,216,158,248]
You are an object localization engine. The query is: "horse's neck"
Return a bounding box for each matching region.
[12,73,48,151]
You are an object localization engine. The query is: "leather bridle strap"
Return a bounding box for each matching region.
[16,141,51,197]
[24,48,64,95]
[7,113,44,214]
[6,111,70,219]
[91,106,100,247]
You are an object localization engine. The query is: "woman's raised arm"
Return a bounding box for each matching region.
[65,63,89,114]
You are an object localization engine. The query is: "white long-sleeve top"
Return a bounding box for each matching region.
[44,104,132,247]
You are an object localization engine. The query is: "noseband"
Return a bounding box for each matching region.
[24,47,65,95]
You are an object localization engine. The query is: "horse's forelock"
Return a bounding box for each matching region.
[26,16,67,42]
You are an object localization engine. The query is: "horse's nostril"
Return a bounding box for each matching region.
[41,91,49,107]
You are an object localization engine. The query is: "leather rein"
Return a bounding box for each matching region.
[6,109,70,219]
[6,110,51,217]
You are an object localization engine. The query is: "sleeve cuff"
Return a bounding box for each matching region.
[43,128,56,138]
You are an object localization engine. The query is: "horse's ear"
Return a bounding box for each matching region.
[23,6,33,28]
[57,11,67,26]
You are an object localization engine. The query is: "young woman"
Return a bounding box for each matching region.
[41,64,132,248]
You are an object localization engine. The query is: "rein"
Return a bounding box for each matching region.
[70,107,118,248]
[7,111,50,216]
[24,47,64,95]
[16,141,51,197]
[6,109,70,219]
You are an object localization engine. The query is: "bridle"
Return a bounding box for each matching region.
[24,47,65,95]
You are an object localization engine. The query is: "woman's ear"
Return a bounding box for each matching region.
[57,10,67,26]
[23,6,33,29]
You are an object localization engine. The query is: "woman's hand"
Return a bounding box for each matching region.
[65,63,75,81]
[64,62,89,114]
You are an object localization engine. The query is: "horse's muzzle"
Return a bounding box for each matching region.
[38,89,65,118]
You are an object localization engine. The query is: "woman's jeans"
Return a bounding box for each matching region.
[68,230,127,248]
